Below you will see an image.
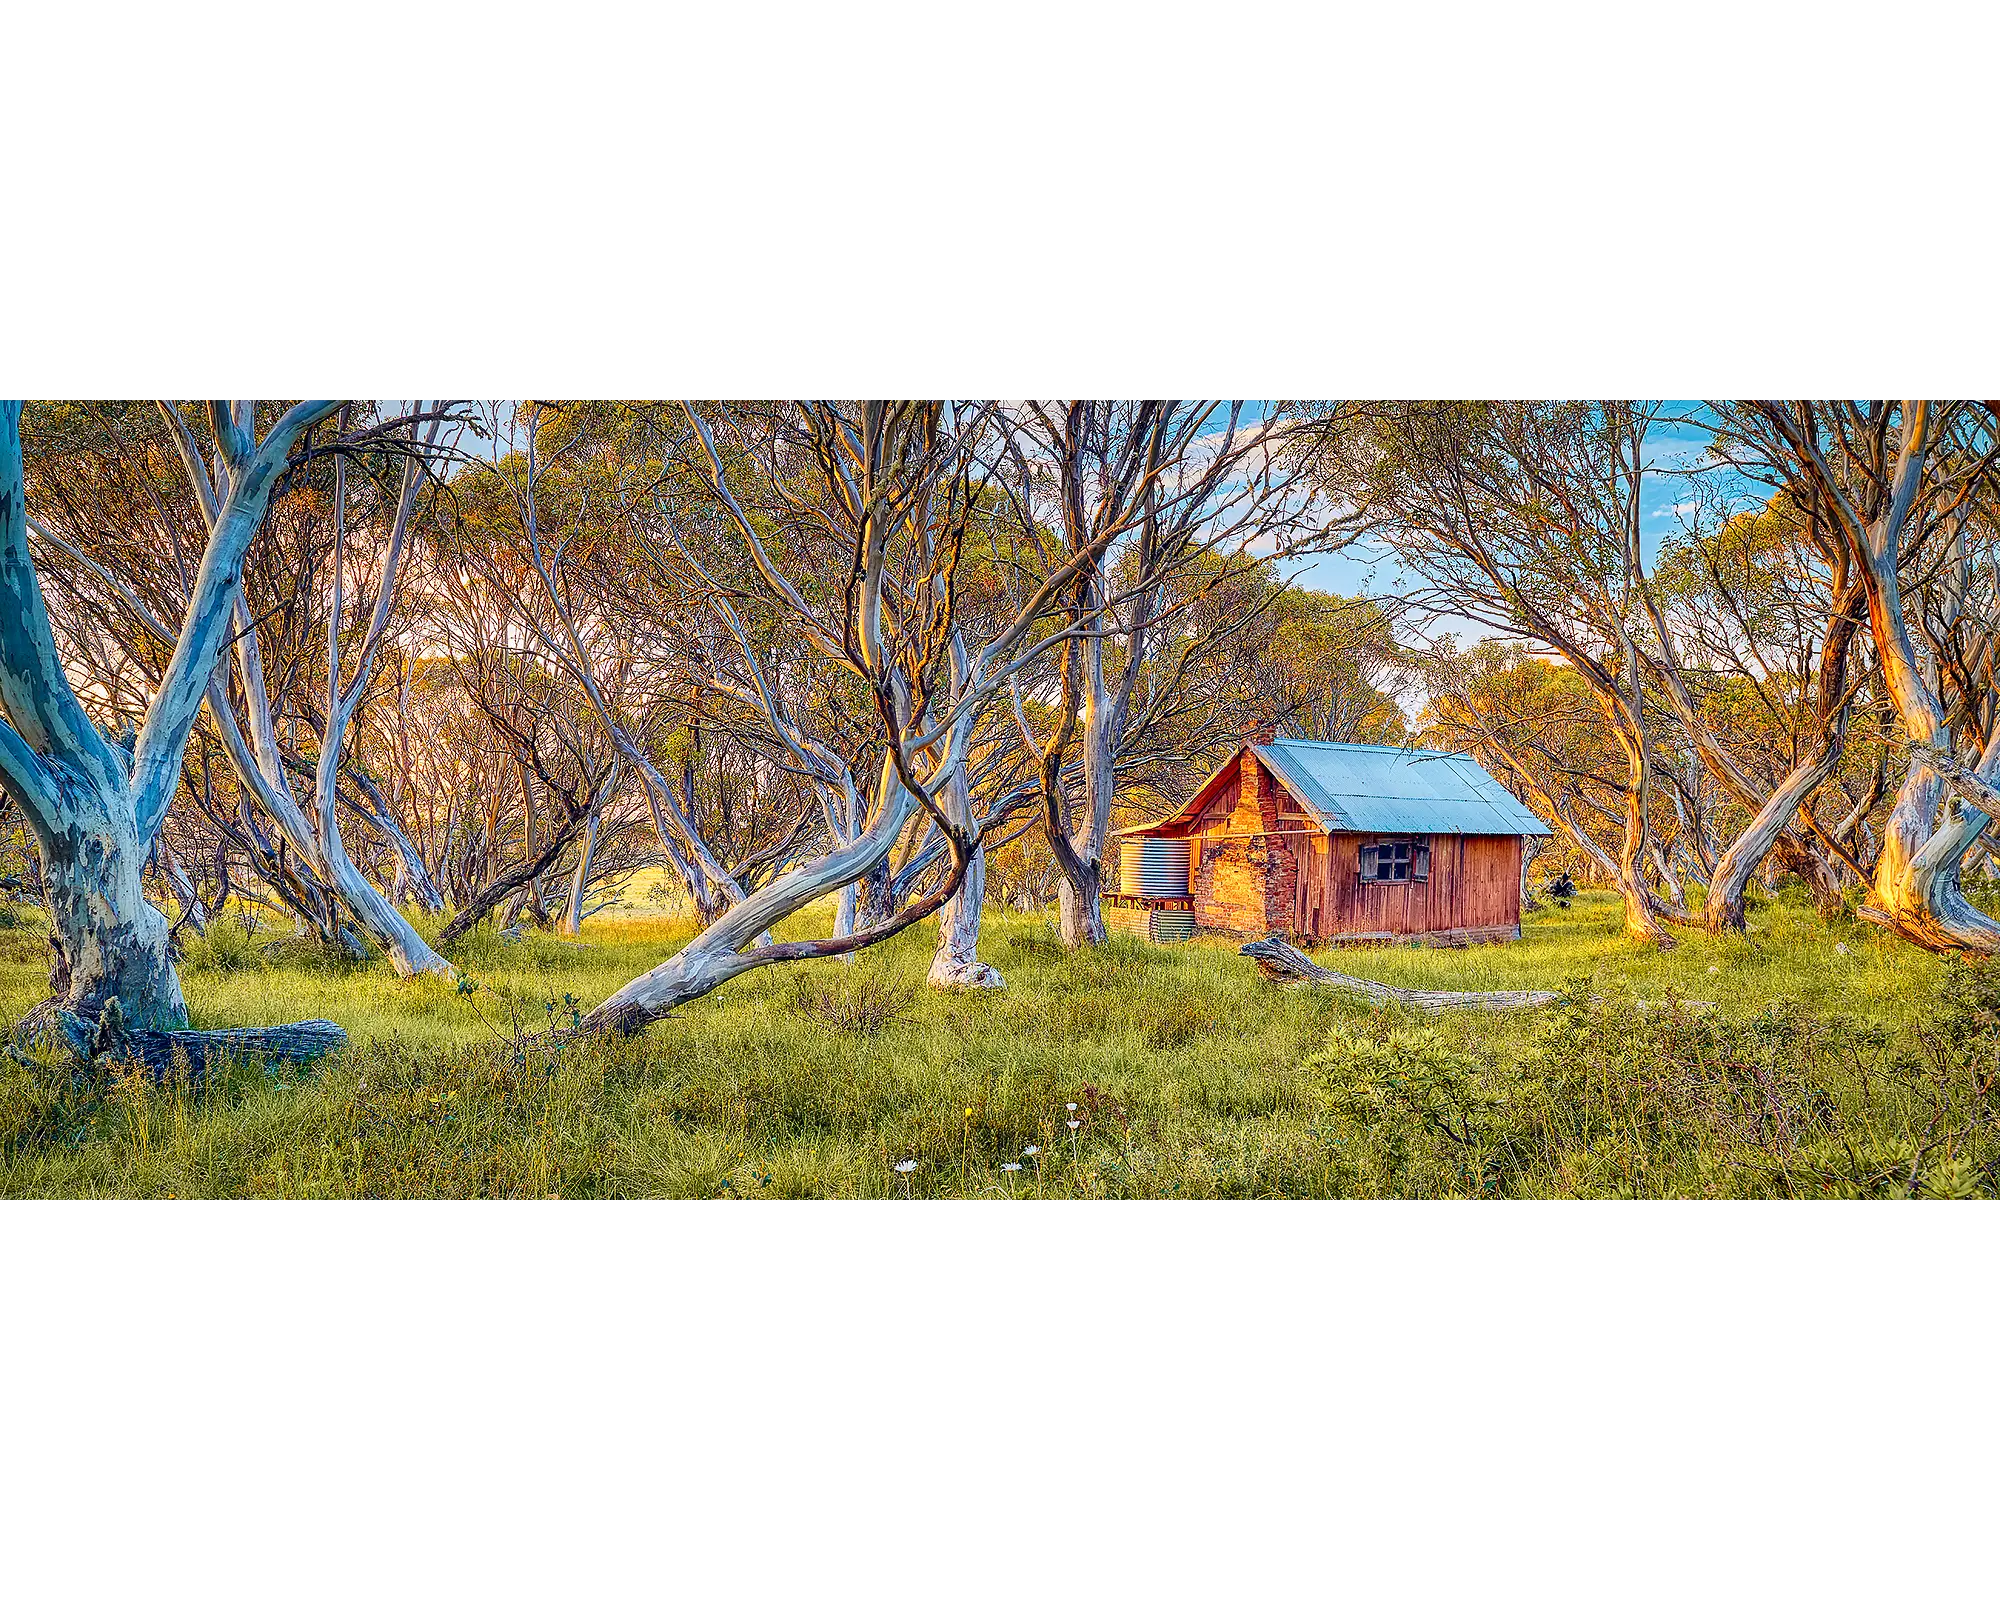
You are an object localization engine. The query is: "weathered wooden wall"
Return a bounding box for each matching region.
[1180,751,1524,943]
[1300,831,1523,943]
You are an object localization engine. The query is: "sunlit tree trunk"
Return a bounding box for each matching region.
[927,661,999,990]
[1830,405,1999,951]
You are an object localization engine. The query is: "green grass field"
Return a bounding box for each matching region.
[1,891,1993,1198]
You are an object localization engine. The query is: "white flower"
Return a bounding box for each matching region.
[1707,965,1719,974]
[1066,1102,1078,1111]
[1022,1146,1040,1157]
[1001,1163,1022,1172]
[1067,1119,1081,1130]
[894,1160,918,1173]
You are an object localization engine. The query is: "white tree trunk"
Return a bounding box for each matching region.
[1,399,345,1045]
[927,756,1000,991]
[1849,434,2000,952]
[38,795,187,1031]
[583,755,925,1032]
[565,805,600,936]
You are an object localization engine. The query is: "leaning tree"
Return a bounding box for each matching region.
[0,399,345,1049]
[1734,402,2000,953]
[571,400,1144,1030]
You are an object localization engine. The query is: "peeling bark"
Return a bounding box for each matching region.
[0,399,347,1046]
[32,799,187,1031]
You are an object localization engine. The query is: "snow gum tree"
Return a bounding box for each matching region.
[0,399,341,1040]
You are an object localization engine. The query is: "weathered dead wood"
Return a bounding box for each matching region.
[121,1021,349,1078]
[15,1006,347,1080]
[1239,936,1559,1011]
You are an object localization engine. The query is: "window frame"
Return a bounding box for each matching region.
[1359,837,1431,885]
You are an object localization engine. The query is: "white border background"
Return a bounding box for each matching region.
[6,2,1999,1594]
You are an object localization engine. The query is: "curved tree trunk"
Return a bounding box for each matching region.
[1,399,350,1055]
[1607,711,1673,949]
[582,756,930,1032]
[1869,738,2000,954]
[1849,414,2000,953]
[1704,738,1847,934]
[344,768,445,914]
[564,805,601,936]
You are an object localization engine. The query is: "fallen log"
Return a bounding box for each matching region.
[1239,936,1560,1011]
[115,1020,350,1078]
[15,1004,348,1080]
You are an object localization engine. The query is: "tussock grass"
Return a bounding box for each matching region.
[0,893,1993,1198]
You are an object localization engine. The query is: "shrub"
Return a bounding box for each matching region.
[179,919,266,976]
[786,963,919,1036]
[1303,1020,1524,1197]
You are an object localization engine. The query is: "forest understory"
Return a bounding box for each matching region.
[2,890,1994,1199]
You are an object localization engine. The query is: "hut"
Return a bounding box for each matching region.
[1111,738,1552,947]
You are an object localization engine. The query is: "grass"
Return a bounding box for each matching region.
[0,892,1994,1198]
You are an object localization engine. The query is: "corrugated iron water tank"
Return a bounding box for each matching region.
[1120,837,1191,897]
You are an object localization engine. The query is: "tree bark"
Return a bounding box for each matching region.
[0,399,342,1041]
[21,1014,348,1081]
[34,795,187,1031]
[582,754,931,1032]
[312,440,454,979]
[1606,703,1673,948]
[854,856,894,931]
[1703,737,1847,934]
[927,752,1000,991]
[1850,407,2000,952]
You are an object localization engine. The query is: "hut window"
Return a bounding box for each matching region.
[1360,839,1430,884]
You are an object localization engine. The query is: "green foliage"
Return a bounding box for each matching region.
[1304,1022,1522,1196]
[0,894,1992,1198]
[178,918,267,976]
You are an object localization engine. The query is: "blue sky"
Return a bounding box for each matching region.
[1285,402,1766,641]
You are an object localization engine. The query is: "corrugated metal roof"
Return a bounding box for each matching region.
[1255,740,1552,836]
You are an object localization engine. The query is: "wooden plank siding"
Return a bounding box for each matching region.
[1192,828,1522,944]
[1143,746,1528,945]
[1307,832,1523,943]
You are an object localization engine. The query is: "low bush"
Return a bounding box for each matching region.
[0,895,1989,1198]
